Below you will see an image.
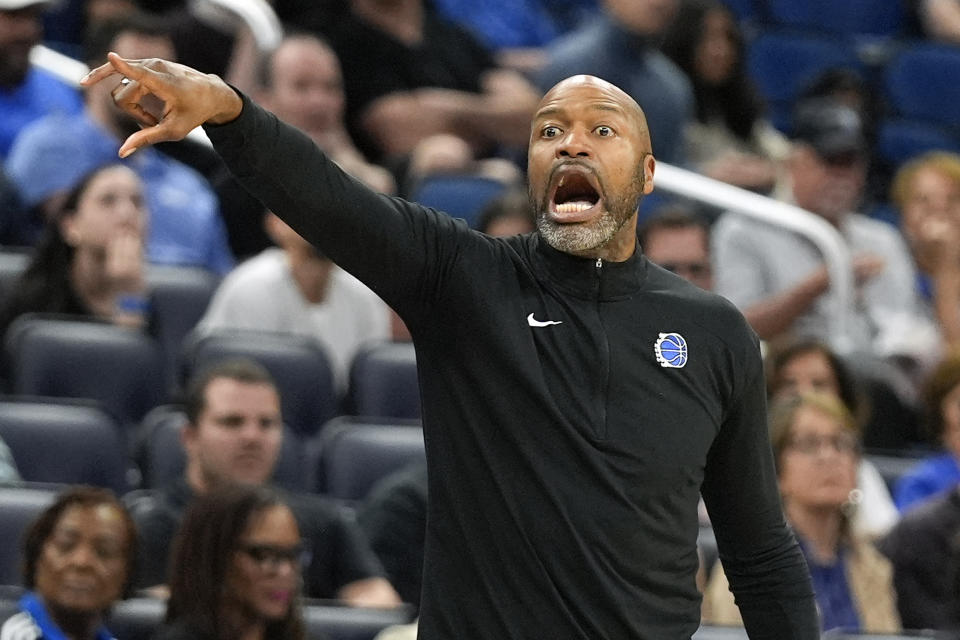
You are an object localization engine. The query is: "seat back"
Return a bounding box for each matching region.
[5,316,165,429]
[137,405,312,492]
[875,118,960,169]
[692,625,750,639]
[105,597,165,639]
[765,0,906,36]
[409,174,509,229]
[146,265,220,394]
[304,601,414,640]
[181,329,338,437]
[884,44,960,130]
[348,342,420,420]
[746,31,863,132]
[314,418,425,501]
[0,249,28,316]
[0,399,129,494]
[0,486,57,586]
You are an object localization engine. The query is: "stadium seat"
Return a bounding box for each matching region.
[765,0,906,36]
[692,625,750,639]
[746,31,863,133]
[313,418,425,501]
[0,399,129,494]
[875,118,960,169]
[408,173,509,229]
[304,603,415,640]
[0,249,28,313]
[884,44,960,130]
[105,597,165,639]
[5,316,165,430]
[348,341,420,420]
[0,486,57,586]
[180,329,338,437]
[145,265,220,394]
[136,405,313,492]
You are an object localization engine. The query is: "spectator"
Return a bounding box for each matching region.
[196,213,394,394]
[915,0,960,44]
[878,484,960,631]
[325,0,541,166]
[702,393,901,634]
[0,0,83,160]
[475,188,535,236]
[132,358,403,607]
[712,98,935,364]
[891,151,960,351]
[0,163,149,340]
[154,485,307,640]
[4,12,234,273]
[660,0,788,193]
[0,486,136,640]
[637,206,713,291]
[256,33,396,195]
[536,0,693,166]
[894,354,960,512]
[764,339,903,539]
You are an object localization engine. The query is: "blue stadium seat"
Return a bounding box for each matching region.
[348,341,420,420]
[765,0,906,36]
[875,118,960,169]
[313,418,425,502]
[145,265,219,394]
[0,486,57,586]
[4,316,165,430]
[180,329,338,437]
[409,173,509,229]
[0,399,129,494]
[884,44,960,130]
[136,405,313,492]
[746,31,863,132]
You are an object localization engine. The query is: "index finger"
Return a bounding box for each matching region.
[81,58,124,87]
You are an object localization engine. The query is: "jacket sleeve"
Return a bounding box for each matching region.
[203,93,470,326]
[699,334,819,639]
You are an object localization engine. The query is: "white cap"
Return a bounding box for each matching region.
[0,0,59,10]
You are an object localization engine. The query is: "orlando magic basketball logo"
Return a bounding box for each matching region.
[654,332,688,368]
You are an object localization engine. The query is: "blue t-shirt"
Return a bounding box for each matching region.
[895,452,960,513]
[0,68,82,160]
[0,592,115,640]
[799,539,860,633]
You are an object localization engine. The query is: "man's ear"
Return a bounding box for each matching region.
[180,422,197,456]
[642,154,656,195]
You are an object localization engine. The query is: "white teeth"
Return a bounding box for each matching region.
[555,201,594,213]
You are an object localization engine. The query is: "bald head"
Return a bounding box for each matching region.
[534,75,651,153]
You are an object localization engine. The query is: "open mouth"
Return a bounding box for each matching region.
[548,165,603,223]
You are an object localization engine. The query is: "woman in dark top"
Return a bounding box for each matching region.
[0,486,137,640]
[153,485,306,640]
[0,163,149,340]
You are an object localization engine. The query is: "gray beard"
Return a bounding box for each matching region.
[532,168,645,255]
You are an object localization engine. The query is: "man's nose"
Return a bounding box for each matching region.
[66,543,96,568]
[556,129,591,159]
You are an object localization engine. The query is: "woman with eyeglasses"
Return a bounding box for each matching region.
[701,392,901,634]
[153,485,307,640]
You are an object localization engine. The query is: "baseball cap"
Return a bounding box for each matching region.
[792,99,867,160]
[0,0,59,9]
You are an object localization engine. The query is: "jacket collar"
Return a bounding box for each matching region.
[530,233,648,301]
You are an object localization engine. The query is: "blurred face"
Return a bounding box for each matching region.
[940,381,960,457]
[643,225,713,290]
[226,505,301,622]
[779,406,859,511]
[267,38,344,136]
[529,76,655,259]
[60,165,146,251]
[900,166,960,246]
[790,146,866,223]
[694,9,738,86]
[602,0,680,37]
[485,215,535,237]
[0,6,43,88]
[774,350,841,401]
[183,378,283,492]
[34,504,130,617]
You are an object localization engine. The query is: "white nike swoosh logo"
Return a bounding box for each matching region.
[527,313,563,327]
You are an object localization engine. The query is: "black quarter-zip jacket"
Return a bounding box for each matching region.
[205,96,818,640]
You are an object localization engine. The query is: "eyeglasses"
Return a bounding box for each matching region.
[786,433,859,456]
[659,262,712,278]
[238,542,308,572]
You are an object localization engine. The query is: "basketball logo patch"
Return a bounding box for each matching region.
[654,332,688,368]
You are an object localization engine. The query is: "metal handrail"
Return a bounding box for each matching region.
[652,163,856,354]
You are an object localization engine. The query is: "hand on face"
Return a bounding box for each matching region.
[105,231,145,294]
[80,53,243,158]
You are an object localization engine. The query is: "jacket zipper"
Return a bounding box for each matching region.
[596,257,609,439]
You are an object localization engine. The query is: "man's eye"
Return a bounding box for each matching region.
[595,125,614,137]
[542,126,561,138]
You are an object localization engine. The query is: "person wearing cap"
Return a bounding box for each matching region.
[711,97,935,366]
[0,0,82,160]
